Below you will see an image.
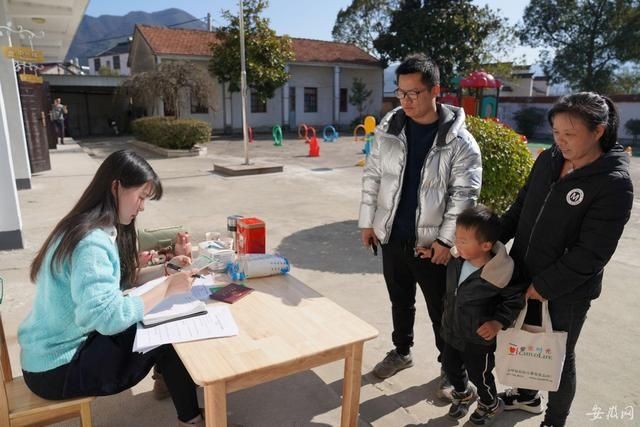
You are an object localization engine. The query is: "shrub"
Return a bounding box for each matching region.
[466,116,534,214]
[513,107,546,139]
[624,119,640,143]
[131,117,211,149]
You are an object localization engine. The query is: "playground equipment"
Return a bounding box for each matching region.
[272,125,283,146]
[361,115,376,156]
[322,125,339,142]
[353,124,366,142]
[298,123,317,144]
[459,70,502,119]
[308,134,320,157]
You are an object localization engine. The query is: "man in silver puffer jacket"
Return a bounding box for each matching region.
[359,54,482,396]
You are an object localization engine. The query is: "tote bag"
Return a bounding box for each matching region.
[496,301,567,392]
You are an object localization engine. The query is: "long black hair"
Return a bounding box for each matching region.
[30,150,162,285]
[548,92,619,152]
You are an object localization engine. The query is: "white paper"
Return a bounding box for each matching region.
[133,306,239,353]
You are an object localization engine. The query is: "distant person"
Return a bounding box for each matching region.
[358,53,482,399]
[498,92,634,427]
[432,205,524,425]
[18,150,205,426]
[51,98,67,144]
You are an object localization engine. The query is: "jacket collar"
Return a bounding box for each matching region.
[380,103,466,146]
[450,241,514,289]
[550,144,630,179]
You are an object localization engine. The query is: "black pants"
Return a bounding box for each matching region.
[517,298,591,427]
[443,342,497,405]
[22,325,200,422]
[381,240,446,360]
[54,119,65,143]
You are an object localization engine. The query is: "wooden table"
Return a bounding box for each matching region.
[173,274,378,427]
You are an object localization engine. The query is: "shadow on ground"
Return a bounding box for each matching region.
[276,220,382,275]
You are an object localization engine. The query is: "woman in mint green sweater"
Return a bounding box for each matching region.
[18,150,204,426]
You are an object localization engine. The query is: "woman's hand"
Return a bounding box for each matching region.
[164,255,192,275]
[164,271,194,297]
[526,284,547,302]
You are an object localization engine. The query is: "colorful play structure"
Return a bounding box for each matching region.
[322,125,339,142]
[440,70,502,119]
[297,124,319,157]
[272,125,283,146]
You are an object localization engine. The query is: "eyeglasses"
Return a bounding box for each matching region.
[394,87,430,101]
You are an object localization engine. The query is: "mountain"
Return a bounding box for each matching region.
[66,8,207,65]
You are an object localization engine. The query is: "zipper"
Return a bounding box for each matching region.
[382,130,408,243]
[524,183,554,261]
[414,133,440,248]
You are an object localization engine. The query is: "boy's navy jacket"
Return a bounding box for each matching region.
[499,144,633,303]
[440,242,525,352]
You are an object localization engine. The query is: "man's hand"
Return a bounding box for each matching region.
[416,247,433,259]
[477,320,503,341]
[526,284,547,302]
[361,228,379,248]
[431,241,451,265]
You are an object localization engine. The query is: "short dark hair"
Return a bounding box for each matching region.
[456,204,500,244]
[548,92,619,152]
[395,53,440,89]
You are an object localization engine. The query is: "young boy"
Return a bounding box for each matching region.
[419,205,525,425]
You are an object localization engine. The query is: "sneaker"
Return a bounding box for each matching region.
[436,369,454,401]
[470,398,505,425]
[372,350,413,379]
[498,388,544,414]
[447,386,477,419]
[152,366,171,400]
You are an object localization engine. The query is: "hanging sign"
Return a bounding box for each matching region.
[19,74,43,84]
[2,46,44,62]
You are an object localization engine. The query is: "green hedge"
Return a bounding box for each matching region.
[467,116,534,214]
[131,117,211,149]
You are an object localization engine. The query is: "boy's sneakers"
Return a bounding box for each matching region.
[447,386,477,419]
[498,388,544,413]
[372,349,413,378]
[436,368,454,401]
[469,398,505,425]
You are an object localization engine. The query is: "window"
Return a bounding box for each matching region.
[304,87,317,113]
[190,92,209,114]
[94,57,101,71]
[289,87,296,112]
[339,88,348,112]
[250,90,267,113]
[113,55,120,70]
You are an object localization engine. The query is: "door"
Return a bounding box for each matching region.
[17,78,51,173]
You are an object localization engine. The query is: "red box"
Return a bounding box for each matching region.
[237,217,266,254]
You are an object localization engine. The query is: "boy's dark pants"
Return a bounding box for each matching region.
[443,342,497,405]
[381,240,446,359]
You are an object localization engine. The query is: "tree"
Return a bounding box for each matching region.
[349,77,373,120]
[611,66,640,94]
[122,61,215,119]
[332,0,397,57]
[520,0,640,92]
[98,67,120,77]
[373,0,508,85]
[209,0,294,102]
[625,119,640,143]
[513,107,546,139]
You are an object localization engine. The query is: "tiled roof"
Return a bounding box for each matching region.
[96,40,131,57]
[135,24,380,66]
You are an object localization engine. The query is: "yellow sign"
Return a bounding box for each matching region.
[2,46,44,62]
[19,74,43,84]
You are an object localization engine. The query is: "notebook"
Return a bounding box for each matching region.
[128,277,208,327]
[209,283,254,304]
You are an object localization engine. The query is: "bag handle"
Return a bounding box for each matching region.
[512,300,553,332]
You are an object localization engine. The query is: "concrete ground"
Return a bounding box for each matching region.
[1,134,638,427]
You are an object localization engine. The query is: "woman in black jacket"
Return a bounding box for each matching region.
[497,92,634,427]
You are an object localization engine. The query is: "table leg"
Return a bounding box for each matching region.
[204,381,227,427]
[340,341,364,427]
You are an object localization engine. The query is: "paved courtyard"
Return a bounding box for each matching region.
[1,134,638,426]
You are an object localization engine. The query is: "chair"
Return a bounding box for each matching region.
[0,313,94,426]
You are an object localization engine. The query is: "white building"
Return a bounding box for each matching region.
[128,25,383,132]
[88,40,131,76]
[0,0,86,249]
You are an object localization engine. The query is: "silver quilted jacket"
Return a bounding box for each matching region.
[358,103,482,247]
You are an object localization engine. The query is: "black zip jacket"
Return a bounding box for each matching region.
[441,242,526,352]
[500,144,633,302]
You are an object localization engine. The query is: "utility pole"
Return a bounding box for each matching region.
[239,0,250,165]
[207,13,213,32]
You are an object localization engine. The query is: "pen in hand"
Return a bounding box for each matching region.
[166,262,203,278]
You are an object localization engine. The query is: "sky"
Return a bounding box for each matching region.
[85,0,542,63]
